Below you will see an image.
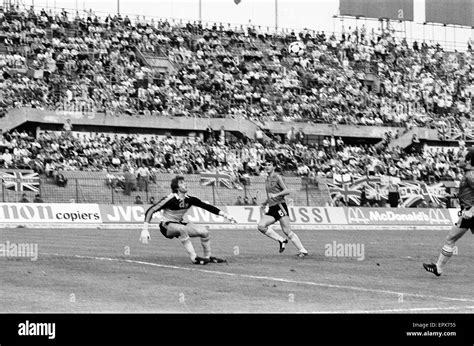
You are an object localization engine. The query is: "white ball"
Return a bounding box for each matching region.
[288,41,305,56]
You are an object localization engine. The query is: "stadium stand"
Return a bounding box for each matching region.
[0,5,472,206]
[0,121,465,206]
[0,5,471,124]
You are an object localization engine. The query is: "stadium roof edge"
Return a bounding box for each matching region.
[0,107,441,141]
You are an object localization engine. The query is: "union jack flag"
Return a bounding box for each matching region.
[1,171,40,192]
[328,174,446,207]
[365,184,387,201]
[327,183,362,205]
[200,171,236,189]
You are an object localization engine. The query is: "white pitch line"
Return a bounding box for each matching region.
[316,306,474,314]
[43,253,474,304]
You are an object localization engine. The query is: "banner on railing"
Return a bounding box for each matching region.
[0,203,101,223]
[0,203,458,230]
[100,204,161,223]
[343,207,453,226]
[180,206,346,225]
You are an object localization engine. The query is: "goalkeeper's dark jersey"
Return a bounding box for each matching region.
[457,170,474,209]
[144,193,221,223]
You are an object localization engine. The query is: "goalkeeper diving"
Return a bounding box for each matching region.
[139,175,237,265]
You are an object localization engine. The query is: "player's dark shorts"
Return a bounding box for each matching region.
[159,220,188,239]
[266,202,289,221]
[456,207,474,233]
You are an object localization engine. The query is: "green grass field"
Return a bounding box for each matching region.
[0,226,473,313]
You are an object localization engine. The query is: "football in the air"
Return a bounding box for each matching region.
[288,41,305,56]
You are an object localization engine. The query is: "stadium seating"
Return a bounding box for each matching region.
[0,6,471,126]
[0,5,471,206]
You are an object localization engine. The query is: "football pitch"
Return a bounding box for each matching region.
[0,226,473,313]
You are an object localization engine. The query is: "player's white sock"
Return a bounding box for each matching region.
[264,226,285,242]
[201,235,211,258]
[180,236,197,261]
[287,231,307,253]
[436,245,453,273]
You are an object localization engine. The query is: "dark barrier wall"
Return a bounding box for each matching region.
[339,0,414,21]
[425,0,474,27]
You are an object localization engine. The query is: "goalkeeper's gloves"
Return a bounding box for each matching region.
[139,223,151,244]
[219,211,237,224]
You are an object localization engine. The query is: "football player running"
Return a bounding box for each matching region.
[423,148,474,276]
[257,159,308,257]
[140,175,237,265]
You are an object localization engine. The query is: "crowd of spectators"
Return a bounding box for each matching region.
[0,5,472,131]
[0,4,471,206]
[235,195,258,206]
[19,192,44,202]
[0,127,466,188]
